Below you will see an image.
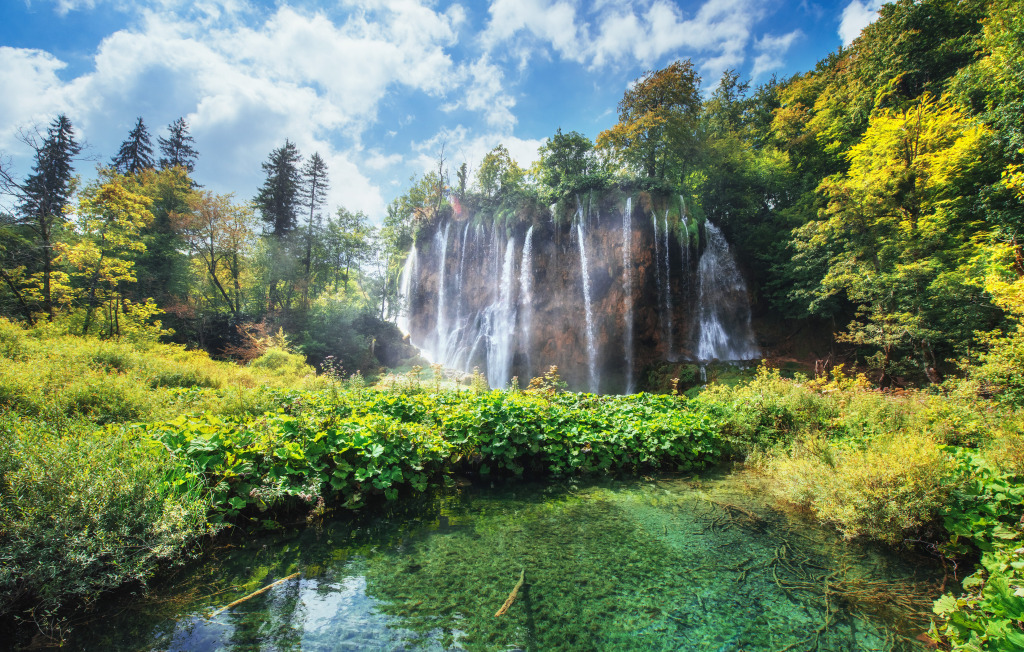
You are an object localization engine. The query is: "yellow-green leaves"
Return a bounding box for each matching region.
[809,94,998,380]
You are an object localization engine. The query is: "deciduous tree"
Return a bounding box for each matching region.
[597,60,702,181]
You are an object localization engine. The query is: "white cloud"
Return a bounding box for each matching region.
[0,2,478,219]
[481,0,763,79]
[412,126,544,182]
[751,29,802,79]
[0,48,70,150]
[481,0,582,62]
[364,150,404,171]
[838,0,884,46]
[445,56,517,130]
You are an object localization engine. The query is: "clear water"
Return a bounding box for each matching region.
[71,471,938,651]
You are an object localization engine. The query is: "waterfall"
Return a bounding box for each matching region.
[519,225,534,381]
[576,215,599,393]
[652,213,663,344]
[455,223,470,325]
[679,197,690,316]
[434,222,451,355]
[621,198,634,394]
[401,192,761,393]
[486,238,517,389]
[696,220,760,361]
[663,212,673,356]
[396,245,418,337]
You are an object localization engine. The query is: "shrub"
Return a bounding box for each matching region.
[969,328,1024,407]
[0,416,211,635]
[758,432,954,544]
[249,347,314,379]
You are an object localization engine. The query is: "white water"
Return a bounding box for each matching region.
[455,223,470,326]
[486,238,518,389]
[696,220,760,361]
[434,223,451,355]
[519,226,534,381]
[622,198,634,394]
[679,197,690,314]
[576,213,599,393]
[396,245,418,338]
[652,214,663,345]
[663,212,674,356]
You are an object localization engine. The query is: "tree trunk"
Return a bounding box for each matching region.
[0,268,36,326]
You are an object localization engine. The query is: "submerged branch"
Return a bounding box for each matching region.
[208,572,301,618]
[495,569,525,617]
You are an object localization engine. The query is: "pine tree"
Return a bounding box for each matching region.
[111,117,155,175]
[301,152,329,306]
[157,117,199,173]
[255,140,303,237]
[18,114,81,321]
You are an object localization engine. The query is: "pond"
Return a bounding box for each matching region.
[71,469,941,651]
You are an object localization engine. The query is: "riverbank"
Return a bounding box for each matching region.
[1,323,1022,649]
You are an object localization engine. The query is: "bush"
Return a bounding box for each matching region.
[0,416,211,635]
[249,347,314,380]
[759,432,954,544]
[970,327,1024,407]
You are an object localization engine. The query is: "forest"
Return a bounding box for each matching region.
[1,0,1023,649]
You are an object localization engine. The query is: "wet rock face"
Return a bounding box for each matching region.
[401,191,758,393]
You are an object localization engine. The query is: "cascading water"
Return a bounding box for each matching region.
[485,238,517,389]
[679,197,690,311]
[434,223,451,355]
[401,193,762,393]
[455,223,470,326]
[621,198,634,394]
[396,245,418,337]
[652,214,664,343]
[519,226,534,381]
[663,212,673,356]
[696,220,760,361]
[576,211,599,393]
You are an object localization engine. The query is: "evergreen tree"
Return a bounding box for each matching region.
[111,117,155,175]
[17,114,81,321]
[254,140,302,237]
[300,152,329,307]
[157,117,199,173]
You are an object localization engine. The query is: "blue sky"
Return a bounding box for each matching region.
[0,0,884,220]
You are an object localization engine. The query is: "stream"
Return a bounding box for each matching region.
[70,469,940,651]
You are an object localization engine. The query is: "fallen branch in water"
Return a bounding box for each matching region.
[495,569,525,617]
[208,572,301,618]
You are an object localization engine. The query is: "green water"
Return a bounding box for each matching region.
[72,470,940,651]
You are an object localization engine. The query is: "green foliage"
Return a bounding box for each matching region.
[597,59,702,181]
[804,94,1001,381]
[969,327,1024,407]
[0,319,321,425]
[932,449,1024,651]
[762,432,954,544]
[151,387,723,524]
[533,129,608,200]
[475,145,526,200]
[248,346,314,380]
[698,366,1019,545]
[0,415,210,630]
